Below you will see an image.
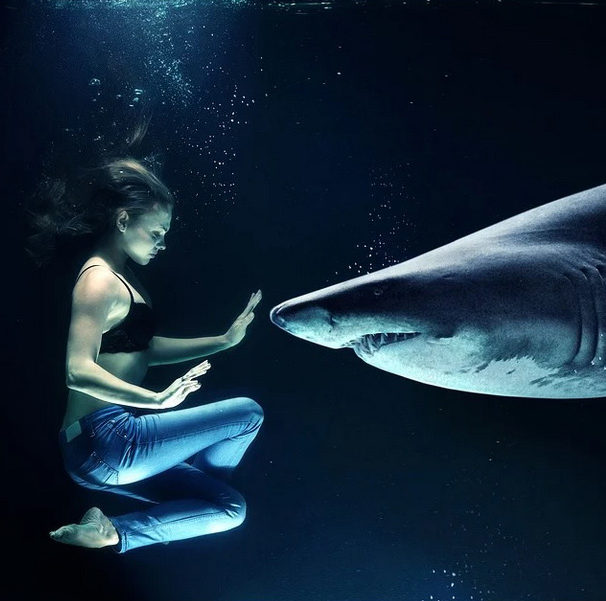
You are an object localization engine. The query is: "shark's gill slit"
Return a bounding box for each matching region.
[573,267,598,367]
[586,265,606,366]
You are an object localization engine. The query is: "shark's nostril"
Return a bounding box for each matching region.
[269,300,339,346]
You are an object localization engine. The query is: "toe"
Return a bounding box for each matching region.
[50,527,66,540]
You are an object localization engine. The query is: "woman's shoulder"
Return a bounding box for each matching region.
[76,256,112,279]
[72,260,125,304]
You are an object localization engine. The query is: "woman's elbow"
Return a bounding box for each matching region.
[65,367,82,389]
[65,360,94,389]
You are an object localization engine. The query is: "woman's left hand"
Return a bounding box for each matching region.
[224,290,262,347]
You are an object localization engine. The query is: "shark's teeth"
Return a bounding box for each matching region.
[350,332,421,355]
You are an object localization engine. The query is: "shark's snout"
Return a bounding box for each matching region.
[270,300,311,330]
[269,303,287,328]
[270,300,343,348]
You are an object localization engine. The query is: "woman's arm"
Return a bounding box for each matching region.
[148,290,263,366]
[148,335,232,366]
[66,270,210,409]
[65,270,161,409]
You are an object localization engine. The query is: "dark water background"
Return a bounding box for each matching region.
[4,1,606,600]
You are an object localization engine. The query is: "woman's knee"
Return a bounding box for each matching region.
[234,396,264,424]
[222,492,247,526]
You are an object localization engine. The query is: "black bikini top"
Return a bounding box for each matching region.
[75,264,156,354]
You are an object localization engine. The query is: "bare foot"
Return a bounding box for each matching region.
[50,507,119,549]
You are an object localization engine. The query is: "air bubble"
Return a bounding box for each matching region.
[88,78,101,86]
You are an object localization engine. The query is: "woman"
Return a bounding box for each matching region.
[38,158,263,553]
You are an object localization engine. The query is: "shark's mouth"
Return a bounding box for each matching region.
[348,332,421,357]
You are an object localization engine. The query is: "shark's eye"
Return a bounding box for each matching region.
[373,286,384,297]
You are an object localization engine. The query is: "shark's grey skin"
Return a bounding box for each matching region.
[270,184,606,399]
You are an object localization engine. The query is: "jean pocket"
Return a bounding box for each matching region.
[101,415,133,441]
[69,451,118,486]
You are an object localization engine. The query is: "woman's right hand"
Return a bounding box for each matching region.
[154,360,211,409]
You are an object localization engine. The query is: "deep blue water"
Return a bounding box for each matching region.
[5,1,606,600]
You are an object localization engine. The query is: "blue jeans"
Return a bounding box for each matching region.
[58,397,263,553]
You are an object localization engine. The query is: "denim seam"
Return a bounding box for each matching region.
[74,451,119,482]
[96,456,119,475]
[128,421,253,445]
[221,438,249,471]
[120,530,128,553]
[131,510,230,536]
[85,450,119,476]
[108,518,128,553]
[92,419,129,439]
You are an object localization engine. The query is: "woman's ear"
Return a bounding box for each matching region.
[116,210,129,233]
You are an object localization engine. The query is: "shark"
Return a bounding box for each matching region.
[270,184,606,399]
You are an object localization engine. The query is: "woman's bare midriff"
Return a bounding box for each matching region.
[60,350,151,430]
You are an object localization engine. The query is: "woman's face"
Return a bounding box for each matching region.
[119,203,172,265]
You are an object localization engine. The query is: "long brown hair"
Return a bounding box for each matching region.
[26,156,174,267]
